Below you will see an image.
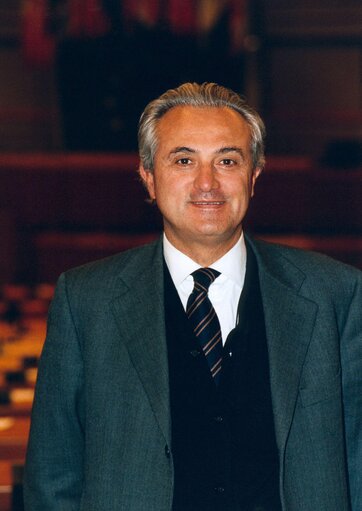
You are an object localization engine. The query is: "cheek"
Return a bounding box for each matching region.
[156,177,187,199]
[224,177,250,198]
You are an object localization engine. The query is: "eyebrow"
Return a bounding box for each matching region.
[169,146,196,155]
[169,146,245,157]
[218,147,245,158]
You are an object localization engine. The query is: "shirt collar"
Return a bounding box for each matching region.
[163,232,246,288]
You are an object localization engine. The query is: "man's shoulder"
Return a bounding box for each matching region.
[58,238,162,294]
[249,235,362,283]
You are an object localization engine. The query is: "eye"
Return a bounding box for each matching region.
[219,158,236,166]
[176,157,192,165]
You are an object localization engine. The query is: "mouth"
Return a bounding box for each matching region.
[191,201,225,206]
[190,195,227,205]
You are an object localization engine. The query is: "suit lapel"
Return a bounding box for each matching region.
[247,237,318,470]
[110,240,171,444]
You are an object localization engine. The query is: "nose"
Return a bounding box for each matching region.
[193,164,219,192]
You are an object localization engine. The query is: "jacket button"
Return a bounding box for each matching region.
[164,445,171,458]
[213,415,223,423]
[213,486,225,494]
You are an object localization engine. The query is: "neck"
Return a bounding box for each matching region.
[164,230,242,266]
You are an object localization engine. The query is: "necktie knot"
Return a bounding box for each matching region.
[191,268,220,294]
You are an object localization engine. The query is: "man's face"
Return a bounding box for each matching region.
[140,106,261,255]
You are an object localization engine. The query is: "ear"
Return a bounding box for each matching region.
[250,166,262,197]
[139,165,156,200]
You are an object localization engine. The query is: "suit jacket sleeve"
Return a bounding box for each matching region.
[341,271,362,511]
[24,272,85,510]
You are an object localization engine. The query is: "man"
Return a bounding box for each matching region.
[24,83,361,511]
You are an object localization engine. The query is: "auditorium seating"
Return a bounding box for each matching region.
[0,282,53,511]
[0,152,361,510]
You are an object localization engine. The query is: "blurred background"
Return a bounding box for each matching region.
[0,1,361,509]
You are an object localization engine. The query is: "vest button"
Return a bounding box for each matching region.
[190,349,201,357]
[164,445,170,458]
[214,415,223,423]
[213,486,225,494]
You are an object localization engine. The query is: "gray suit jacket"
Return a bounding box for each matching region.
[24,236,362,511]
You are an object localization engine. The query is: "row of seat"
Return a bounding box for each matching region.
[32,231,362,282]
[0,153,361,232]
[0,152,361,283]
[0,287,49,511]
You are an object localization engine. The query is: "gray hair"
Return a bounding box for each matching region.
[138,82,266,172]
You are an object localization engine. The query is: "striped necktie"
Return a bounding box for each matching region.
[186,268,223,384]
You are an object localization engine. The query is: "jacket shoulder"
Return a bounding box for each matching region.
[58,238,162,297]
[249,236,362,298]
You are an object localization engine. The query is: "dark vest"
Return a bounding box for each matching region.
[164,246,282,511]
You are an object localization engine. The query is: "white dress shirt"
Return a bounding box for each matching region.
[163,233,247,344]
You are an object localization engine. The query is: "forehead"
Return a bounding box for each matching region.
[156,106,251,148]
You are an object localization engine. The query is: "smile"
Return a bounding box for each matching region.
[191,201,225,205]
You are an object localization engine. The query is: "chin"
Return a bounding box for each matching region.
[191,227,230,239]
